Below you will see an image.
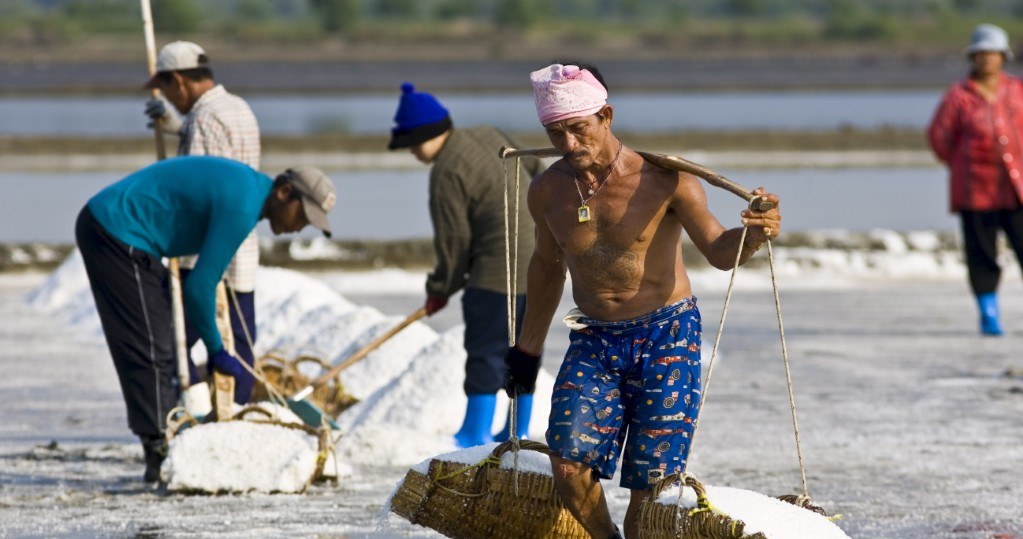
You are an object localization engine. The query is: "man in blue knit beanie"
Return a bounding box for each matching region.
[388,82,542,448]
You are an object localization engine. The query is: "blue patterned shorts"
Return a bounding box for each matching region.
[546,297,702,490]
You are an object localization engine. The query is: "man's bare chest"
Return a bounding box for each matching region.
[546,188,670,255]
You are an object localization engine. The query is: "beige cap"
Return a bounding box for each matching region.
[286,167,336,238]
[143,41,210,88]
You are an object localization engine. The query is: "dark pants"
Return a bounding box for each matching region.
[179,269,257,404]
[75,207,177,438]
[960,209,1023,295]
[461,288,526,395]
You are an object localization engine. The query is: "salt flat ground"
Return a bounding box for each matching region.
[0,270,1021,538]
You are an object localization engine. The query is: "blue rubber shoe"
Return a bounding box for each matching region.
[977,292,1004,336]
[494,394,534,442]
[454,394,497,448]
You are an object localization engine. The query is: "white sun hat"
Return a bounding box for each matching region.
[967,23,1014,61]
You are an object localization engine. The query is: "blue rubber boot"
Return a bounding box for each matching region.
[977,293,1004,336]
[494,394,533,442]
[454,394,497,448]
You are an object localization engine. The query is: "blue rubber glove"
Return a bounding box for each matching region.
[207,349,245,379]
[503,346,541,397]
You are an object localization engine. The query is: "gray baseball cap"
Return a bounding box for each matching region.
[285,167,336,238]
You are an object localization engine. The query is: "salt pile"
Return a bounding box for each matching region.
[29,252,555,489]
[655,483,850,538]
[337,331,556,467]
[163,420,339,493]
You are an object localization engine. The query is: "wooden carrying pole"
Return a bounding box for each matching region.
[636,151,775,211]
[497,146,776,211]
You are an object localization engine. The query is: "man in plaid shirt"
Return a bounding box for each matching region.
[143,41,262,405]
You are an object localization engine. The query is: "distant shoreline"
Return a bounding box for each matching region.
[0,55,980,96]
[1,127,930,157]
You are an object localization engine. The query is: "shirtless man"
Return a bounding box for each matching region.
[503,63,782,539]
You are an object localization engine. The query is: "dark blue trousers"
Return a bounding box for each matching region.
[180,269,257,404]
[461,287,526,395]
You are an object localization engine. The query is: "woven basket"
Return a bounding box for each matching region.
[390,440,589,539]
[637,473,769,539]
[251,350,358,417]
[637,473,832,539]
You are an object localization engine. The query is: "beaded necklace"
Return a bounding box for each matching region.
[572,139,623,223]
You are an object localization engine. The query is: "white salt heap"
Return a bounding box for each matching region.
[656,483,850,538]
[163,421,340,493]
[30,254,554,492]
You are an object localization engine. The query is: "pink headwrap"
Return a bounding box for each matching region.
[530,64,608,126]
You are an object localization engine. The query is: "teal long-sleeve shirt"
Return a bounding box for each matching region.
[87,156,272,355]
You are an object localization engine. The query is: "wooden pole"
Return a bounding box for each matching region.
[140,0,166,160]
[497,145,776,211]
[140,0,189,397]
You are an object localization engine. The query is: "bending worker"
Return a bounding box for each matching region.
[75,156,337,482]
[143,40,263,390]
[387,82,544,447]
[504,63,782,539]
[928,23,1023,336]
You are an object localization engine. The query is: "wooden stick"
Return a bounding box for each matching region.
[497,145,776,211]
[141,0,189,397]
[636,151,776,211]
[140,0,166,161]
[499,146,563,159]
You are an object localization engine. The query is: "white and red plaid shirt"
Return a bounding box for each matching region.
[177,84,261,292]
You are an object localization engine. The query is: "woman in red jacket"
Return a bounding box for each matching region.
[928,23,1023,336]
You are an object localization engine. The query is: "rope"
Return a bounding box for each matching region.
[683,222,811,501]
[766,239,809,497]
[501,155,525,488]
[227,285,290,412]
[684,226,749,464]
[426,455,502,498]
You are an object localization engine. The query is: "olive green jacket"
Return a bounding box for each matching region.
[426,126,542,298]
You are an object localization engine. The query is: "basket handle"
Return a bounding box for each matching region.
[290,355,334,380]
[232,405,275,421]
[649,472,710,503]
[490,439,554,460]
[255,350,289,371]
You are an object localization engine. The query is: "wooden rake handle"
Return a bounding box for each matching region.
[636,151,776,211]
[308,307,428,389]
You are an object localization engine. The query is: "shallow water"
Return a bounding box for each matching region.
[0,166,955,243]
[0,89,941,137]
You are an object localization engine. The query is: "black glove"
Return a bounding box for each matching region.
[503,346,542,397]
